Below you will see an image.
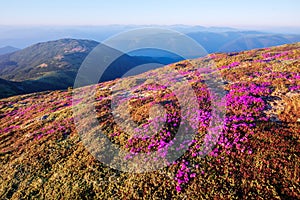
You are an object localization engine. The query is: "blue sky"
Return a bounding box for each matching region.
[0,0,299,28]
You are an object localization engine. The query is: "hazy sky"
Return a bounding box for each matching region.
[0,0,299,28]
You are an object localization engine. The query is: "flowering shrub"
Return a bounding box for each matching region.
[0,43,299,199]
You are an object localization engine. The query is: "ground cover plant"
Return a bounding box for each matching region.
[0,43,299,199]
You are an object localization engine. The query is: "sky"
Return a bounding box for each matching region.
[0,0,299,28]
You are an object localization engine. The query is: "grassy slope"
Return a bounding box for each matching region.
[0,43,299,199]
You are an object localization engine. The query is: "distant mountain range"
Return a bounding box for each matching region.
[0,25,240,48]
[0,25,299,48]
[187,31,300,53]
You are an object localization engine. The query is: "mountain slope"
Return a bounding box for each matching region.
[0,39,182,98]
[0,43,299,199]
[0,78,24,98]
[0,39,99,81]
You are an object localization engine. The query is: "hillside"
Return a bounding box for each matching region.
[0,39,99,81]
[0,43,299,199]
[0,39,99,98]
[0,39,183,99]
[0,78,24,98]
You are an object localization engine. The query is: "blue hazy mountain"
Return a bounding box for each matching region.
[0,46,19,55]
[1,25,299,51]
[187,31,300,53]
